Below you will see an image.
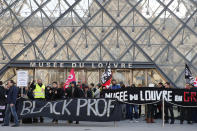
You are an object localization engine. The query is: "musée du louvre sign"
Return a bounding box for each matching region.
[27,61,154,69]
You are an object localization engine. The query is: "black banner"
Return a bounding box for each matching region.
[102,87,197,107]
[17,98,122,122]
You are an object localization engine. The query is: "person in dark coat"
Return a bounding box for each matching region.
[45,85,53,100]
[164,82,174,124]
[146,84,155,123]
[2,80,19,127]
[190,85,197,123]
[154,82,164,119]
[65,81,84,124]
[129,84,139,122]
[51,82,64,124]
[0,81,6,124]
[180,84,193,124]
[0,81,6,104]
[65,81,84,98]
[52,82,64,100]
[83,85,92,98]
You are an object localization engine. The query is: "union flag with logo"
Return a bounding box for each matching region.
[64,68,76,89]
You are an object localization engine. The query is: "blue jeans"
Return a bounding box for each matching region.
[126,104,131,119]
[130,105,138,120]
[4,104,19,125]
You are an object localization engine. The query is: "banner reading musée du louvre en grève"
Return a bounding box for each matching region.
[102,87,197,107]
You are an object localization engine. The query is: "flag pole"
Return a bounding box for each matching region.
[162,91,165,127]
[114,121,116,127]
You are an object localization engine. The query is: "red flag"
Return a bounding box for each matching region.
[102,78,112,88]
[64,68,76,89]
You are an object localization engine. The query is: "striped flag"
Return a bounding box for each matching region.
[101,62,112,88]
[185,64,194,86]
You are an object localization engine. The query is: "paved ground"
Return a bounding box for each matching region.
[0,118,196,131]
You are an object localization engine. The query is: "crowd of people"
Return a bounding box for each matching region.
[0,79,197,127]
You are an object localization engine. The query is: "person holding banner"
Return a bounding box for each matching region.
[130,84,139,122]
[65,81,84,124]
[2,80,19,127]
[164,82,174,124]
[180,84,193,124]
[51,81,64,124]
[0,81,6,124]
[146,83,155,123]
[45,85,53,100]
[30,79,45,123]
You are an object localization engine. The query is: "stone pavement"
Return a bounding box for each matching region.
[0,118,196,131]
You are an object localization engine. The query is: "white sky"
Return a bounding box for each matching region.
[16,0,188,18]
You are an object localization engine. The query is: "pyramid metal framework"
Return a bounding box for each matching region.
[0,0,197,88]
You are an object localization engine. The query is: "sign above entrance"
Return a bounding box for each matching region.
[10,61,155,69]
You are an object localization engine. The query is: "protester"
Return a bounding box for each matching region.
[120,81,125,88]
[89,83,94,90]
[130,84,139,122]
[110,79,121,89]
[81,83,86,90]
[66,81,84,98]
[96,83,103,98]
[89,83,96,97]
[83,84,92,98]
[2,80,19,127]
[21,85,34,124]
[125,86,131,120]
[45,84,53,100]
[65,81,84,124]
[164,82,174,124]
[0,81,6,124]
[90,83,99,98]
[180,84,193,124]
[190,84,197,123]
[154,82,164,119]
[77,81,82,88]
[147,104,155,123]
[0,81,6,104]
[51,82,64,124]
[158,82,165,88]
[30,79,45,123]
[52,82,64,100]
[146,83,155,123]
[137,84,142,118]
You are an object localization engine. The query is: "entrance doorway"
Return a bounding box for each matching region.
[1,68,166,87]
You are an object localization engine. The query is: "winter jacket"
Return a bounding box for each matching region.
[0,86,6,105]
[84,90,93,98]
[45,87,53,100]
[110,84,121,90]
[6,85,18,104]
[65,86,84,98]
[52,88,64,100]
[92,88,100,98]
